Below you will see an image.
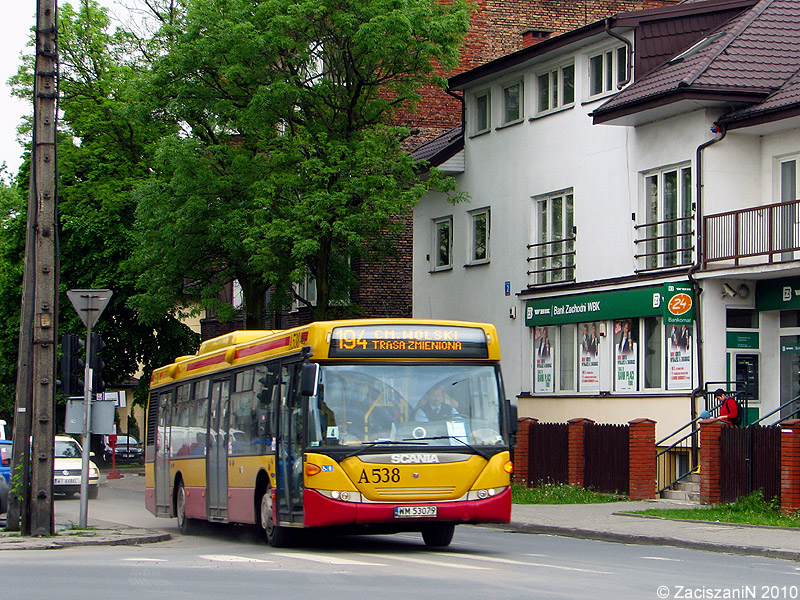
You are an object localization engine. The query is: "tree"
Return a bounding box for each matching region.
[0,1,199,411]
[130,0,471,325]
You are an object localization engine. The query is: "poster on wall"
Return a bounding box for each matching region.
[668,323,693,390]
[614,319,637,391]
[579,322,600,392]
[534,326,554,393]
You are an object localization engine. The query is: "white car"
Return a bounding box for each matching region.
[54,435,100,499]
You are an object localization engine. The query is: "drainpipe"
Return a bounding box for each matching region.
[446,88,465,130]
[687,123,727,465]
[605,18,632,88]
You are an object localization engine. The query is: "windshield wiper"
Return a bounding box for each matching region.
[345,439,426,459]
[402,435,491,460]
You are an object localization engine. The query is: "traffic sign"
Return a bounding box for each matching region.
[67,289,113,328]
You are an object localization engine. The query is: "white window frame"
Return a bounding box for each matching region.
[468,207,490,265]
[535,61,575,115]
[432,216,453,271]
[587,45,627,99]
[501,80,523,125]
[640,163,693,270]
[533,190,575,285]
[778,154,799,203]
[472,90,491,136]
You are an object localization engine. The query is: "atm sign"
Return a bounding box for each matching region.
[668,293,692,316]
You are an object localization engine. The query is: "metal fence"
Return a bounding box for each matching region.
[720,425,781,504]
[527,422,569,486]
[584,423,629,495]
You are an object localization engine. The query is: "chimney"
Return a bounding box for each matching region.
[521,29,553,48]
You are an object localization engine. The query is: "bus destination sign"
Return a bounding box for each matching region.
[329,325,489,359]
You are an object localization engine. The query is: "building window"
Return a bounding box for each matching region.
[533,191,575,284]
[474,91,491,135]
[536,63,575,114]
[432,216,453,271]
[502,82,522,124]
[588,46,627,97]
[292,270,317,310]
[640,165,693,270]
[469,208,490,264]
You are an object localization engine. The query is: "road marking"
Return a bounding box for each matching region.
[361,554,490,570]
[431,552,610,573]
[271,552,386,567]
[199,555,272,564]
[641,557,682,562]
[121,558,168,562]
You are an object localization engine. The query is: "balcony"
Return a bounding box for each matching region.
[634,215,694,273]
[526,236,576,287]
[703,199,800,269]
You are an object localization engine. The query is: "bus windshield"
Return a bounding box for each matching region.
[308,364,504,448]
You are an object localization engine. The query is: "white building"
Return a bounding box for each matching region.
[412,0,800,440]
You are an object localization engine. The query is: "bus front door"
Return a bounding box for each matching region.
[207,379,230,521]
[276,363,304,525]
[155,391,173,517]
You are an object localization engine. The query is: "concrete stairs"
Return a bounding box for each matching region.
[660,472,700,503]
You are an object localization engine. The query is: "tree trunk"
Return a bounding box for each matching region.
[241,277,270,330]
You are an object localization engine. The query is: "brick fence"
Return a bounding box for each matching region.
[514,417,657,500]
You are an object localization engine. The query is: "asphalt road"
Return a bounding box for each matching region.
[7,474,796,600]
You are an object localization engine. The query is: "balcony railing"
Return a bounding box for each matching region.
[634,215,694,273]
[703,199,800,268]
[527,236,576,287]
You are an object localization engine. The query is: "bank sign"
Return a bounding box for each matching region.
[525,282,695,326]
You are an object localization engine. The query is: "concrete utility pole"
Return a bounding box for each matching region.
[8,0,59,536]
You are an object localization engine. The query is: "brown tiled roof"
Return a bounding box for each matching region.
[593,0,800,124]
[410,124,463,168]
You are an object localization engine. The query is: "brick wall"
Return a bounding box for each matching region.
[699,419,724,506]
[781,420,800,514]
[628,418,656,500]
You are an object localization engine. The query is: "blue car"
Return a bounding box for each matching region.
[0,440,10,483]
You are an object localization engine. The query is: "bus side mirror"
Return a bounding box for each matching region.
[300,363,319,397]
[507,401,518,447]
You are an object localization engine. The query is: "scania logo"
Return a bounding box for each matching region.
[390,454,440,464]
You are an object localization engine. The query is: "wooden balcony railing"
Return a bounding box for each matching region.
[527,236,576,286]
[703,199,800,268]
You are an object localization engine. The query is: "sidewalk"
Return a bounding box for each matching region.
[502,500,800,561]
[2,479,799,558]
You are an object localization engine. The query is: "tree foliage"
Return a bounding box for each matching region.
[130,0,471,324]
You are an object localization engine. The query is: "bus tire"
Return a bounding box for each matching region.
[421,523,455,547]
[176,481,201,535]
[261,486,291,547]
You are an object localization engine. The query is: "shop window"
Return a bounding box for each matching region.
[578,322,601,392]
[559,324,575,392]
[643,317,662,389]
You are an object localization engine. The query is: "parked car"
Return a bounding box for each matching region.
[102,434,143,464]
[0,474,8,515]
[54,435,99,499]
[0,439,11,483]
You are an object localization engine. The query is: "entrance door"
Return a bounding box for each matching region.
[207,379,230,521]
[780,336,800,420]
[275,362,304,525]
[155,391,173,517]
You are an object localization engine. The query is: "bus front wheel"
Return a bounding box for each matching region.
[260,486,291,547]
[421,523,455,547]
[176,481,202,535]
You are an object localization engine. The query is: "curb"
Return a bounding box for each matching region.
[0,529,171,551]
[486,522,800,562]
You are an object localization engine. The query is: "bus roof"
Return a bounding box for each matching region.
[150,319,501,389]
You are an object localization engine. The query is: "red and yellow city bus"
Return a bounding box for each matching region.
[145,319,516,547]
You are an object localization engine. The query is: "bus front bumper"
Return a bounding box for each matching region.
[302,486,511,528]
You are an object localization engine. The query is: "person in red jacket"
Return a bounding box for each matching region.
[714,388,739,424]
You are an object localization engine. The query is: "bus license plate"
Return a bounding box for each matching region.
[394,506,437,518]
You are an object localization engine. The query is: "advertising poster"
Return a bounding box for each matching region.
[614,319,637,391]
[668,323,693,390]
[534,326,554,393]
[579,322,600,392]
